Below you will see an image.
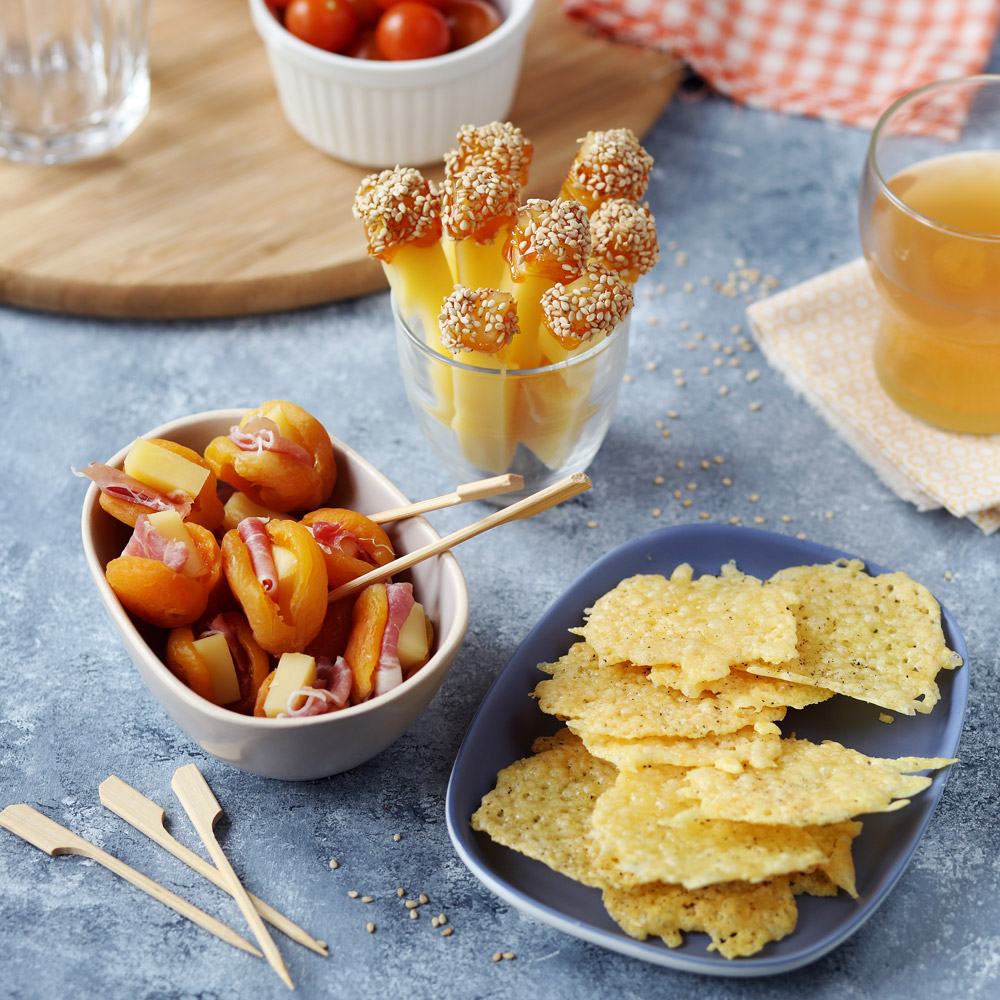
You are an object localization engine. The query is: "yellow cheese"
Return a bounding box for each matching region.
[262,652,317,718]
[145,510,205,576]
[123,438,209,499]
[450,357,517,474]
[397,603,430,673]
[272,544,298,610]
[221,493,287,533]
[191,632,241,705]
[262,404,298,443]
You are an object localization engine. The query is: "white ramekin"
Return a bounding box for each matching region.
[248,0,538,167]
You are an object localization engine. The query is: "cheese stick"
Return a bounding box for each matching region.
[501,198,591,369]
[589,199,660,285]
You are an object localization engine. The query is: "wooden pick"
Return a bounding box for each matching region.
[99,776,327,957]
[366,474,524,524]
[0,803,262,957]
[329,473,592,603]
[171,765,294,990]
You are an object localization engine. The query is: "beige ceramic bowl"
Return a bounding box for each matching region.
[81,408,469,781]
[248,0,538,167]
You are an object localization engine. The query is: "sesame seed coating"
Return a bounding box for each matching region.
[444,122,534,190]
[440,166,519,242]
[541,262,634,349]
[589,199,659,280]
[559,129,654,212]
[353,167,441,262]
[504,199,592,281]
[439,285,520,354]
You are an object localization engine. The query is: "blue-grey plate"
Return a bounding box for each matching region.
[445,525,968,977]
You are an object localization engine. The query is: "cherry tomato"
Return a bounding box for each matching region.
[373,0,449,8]
[344,27,386,58]
[375,2,450,60]
[444,0,501,50]
[285,0,358,53]
[348,0,383,27]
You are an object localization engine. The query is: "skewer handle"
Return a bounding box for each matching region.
[367,474,524,524]
[0,804,262,957]
[99,776,327,957]
[172,765,294,990]
[329,473,591,603]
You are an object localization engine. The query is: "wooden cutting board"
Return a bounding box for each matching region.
[0,0,680,319]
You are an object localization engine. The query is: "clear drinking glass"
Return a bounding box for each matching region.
[859,76,1000,434]
[0,0,154,165]
[393,294,630,504]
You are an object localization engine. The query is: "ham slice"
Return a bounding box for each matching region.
[285,656,353,716]
[77,462,192,518]
[371,583,414,698]
[228,416,313,465]
[307,522,378,565]
[237,517,278,593]
[122,515,189,572]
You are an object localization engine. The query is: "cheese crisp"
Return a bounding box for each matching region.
[590,764,860,889]
[469,730,639,890]
[674,736,955,826]
[648,665,833,710]
[534,642,786,740]
[577,725,783,773]
[576,564,799,694]
[747,560,962,715]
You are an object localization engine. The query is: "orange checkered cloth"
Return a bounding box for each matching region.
[562,0,1000,128]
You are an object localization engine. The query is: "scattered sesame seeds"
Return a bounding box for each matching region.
[700,460,710,470]
[749,493,760,502]
[492,953,502,963]
[661,429,670,438]
[656,282,667,293]
[419,894,430,905]
[878,712,895,724]
[679,320,690,330]
[348,890,359,899]
[646,358,658,368]
[673,489,682,499]
[503,952,516,961]
[722,477,732,486]
[699,512,711,520]
[796,532,807,539]
[677,460,685,469]
[409,910,419,920]
[746,369,761,382]
[682,499,693,508]
[393,833,402,842]
[329,859,339,870]
[944,570,954,580]
[396,888,405,897]
[361,896,373,904]
[753,516,766,524]
[442,927,454,938]
[405,900,420,910]
[712,456,724,464]
[438,914,448,925]
[749,402,761,411]
[653,475,664,485]
[675,378,686,386]
[728,516,740,525]
[652,508,662,518]
[781,514,792,522]
[623,373,634,384]
[586,520,599,528]
[683,282,694,293]
[366,922,376,933]
[718,385,729,395]
[687,482,698,491]
[700,366,711,375]
[824,511,835,519]
[675,250,689,267]
[667,409,679,418]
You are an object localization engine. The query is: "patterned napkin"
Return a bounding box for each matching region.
[746,260,1000,534]
[562,0,1000,129]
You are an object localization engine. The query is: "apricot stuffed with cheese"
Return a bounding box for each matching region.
[221,517,327,655]
[81,438,224,531]
[300,507,395,590]
[105,510,223,628]
[204,401,337,512]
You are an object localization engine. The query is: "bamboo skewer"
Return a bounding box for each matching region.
[171,765,294,990]
[367,474,524,524]
[99,776,327,957]
[329,473,592,603]
[0,803,262,957]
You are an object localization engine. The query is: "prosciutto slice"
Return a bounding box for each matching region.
[76,463,192,518]
[228,416,313,465]
[237,517,278,593]
[371,583,414,698]
[307,522,378,565]
[284,656,353,717]
[122,515,190,572]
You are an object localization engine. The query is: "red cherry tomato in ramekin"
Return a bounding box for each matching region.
[285,0,358,52]
[444,0,501,50]
[376,2,450,60]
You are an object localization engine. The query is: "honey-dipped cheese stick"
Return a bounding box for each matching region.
[438,285,521,474]
[500,198,591,370]
[440,165,520,290]
[559,128,654,216]
[444,121,534,195]
[589,199,660,286]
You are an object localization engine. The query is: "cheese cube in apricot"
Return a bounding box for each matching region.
[397,603,430,674]
[191,632,241,705]
[262,652,317,718]
[146,510,206,576]
[124,438,210,499]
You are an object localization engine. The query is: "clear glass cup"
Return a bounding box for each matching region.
[393,294,630,504]
[859,75,1000,434]
[1,0,154,165]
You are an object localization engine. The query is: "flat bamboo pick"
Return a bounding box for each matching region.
[0,803,262,957]
[171,765,294,991]
[329,473,592,603]
[367,473,524,524]
[99,776,327,957]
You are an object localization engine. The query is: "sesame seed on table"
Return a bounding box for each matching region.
[3,44,999,1000]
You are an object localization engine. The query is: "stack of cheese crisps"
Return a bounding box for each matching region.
[471,559,961,959]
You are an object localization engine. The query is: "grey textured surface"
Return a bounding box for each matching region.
[3,41,1000,1000]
